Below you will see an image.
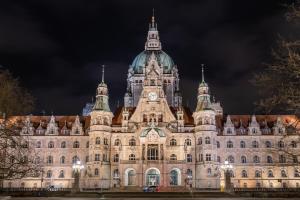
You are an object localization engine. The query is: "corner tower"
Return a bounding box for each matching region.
[124,13,181,107]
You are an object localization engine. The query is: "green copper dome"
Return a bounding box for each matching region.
[131,50,175,74]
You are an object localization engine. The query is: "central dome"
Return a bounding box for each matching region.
[131,50,175,74]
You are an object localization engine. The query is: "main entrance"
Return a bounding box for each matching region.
[146,168,160,186]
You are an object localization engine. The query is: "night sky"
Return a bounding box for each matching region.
[0,0,295,115]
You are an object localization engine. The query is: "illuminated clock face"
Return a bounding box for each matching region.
[148,92,158,101]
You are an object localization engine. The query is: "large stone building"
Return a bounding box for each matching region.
[3,15,300,190]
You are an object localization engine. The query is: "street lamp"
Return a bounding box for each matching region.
[220,160,233,192]
[72,160,84,192]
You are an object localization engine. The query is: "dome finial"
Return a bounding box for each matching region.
[152,8,155,27]
[101,64,105,83]
[201,64,205,83]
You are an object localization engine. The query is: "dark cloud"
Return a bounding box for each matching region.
[0,0,294,115]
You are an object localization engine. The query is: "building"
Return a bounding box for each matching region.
[3,14,300,190]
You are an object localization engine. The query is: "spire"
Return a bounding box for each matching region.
[145,10,161,50]
[151,8,155,28]
[101,65,105,83]
[201,64,205,83]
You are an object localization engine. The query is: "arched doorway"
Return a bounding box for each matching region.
[145,168,160,186]
[125,168,136,186]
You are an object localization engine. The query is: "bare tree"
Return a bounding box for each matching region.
[0,70,34,117]
[0,117,42,187]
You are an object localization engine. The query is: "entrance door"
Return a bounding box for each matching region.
[146,169,160,186]
[128,170,135,186]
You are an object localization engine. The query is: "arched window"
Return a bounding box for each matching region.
[265,141,271,148]
[46,170,52,178]
[72,156,79,164]
[241,170,247,177]
[228,155,234,163]
[61,141,66,148]
[129,154,136,160]
[253,155,260,163]
[281,170,287,177]
[216,141,220,148]
[255,170,261,177]
[36,141,41,148]
[103,138,108,145]
[170,154,177,161]
[227,128,232,134]
[185,139,192,146]
[241,156,247,163]
[113,169,119,178]
[229,170,234,177]
[94,168,99,176]
[227,141,233,148]
[197,137,202,145]
[268,170,274,177]
[187,154,192,162]
[291,141,297,148]
[95,154,100,161]
[59,170,64,178]
[170,139,177,146]
[207,168,212,176]
[267,156,273,163]
[48,141,54,148]
[170,170,179,185]
[114,139,120,146]
[60,156,65,164]
[278,141,285,148]
[47,156,53,164]
[217,156,221,163]
[95,137,100,145]
[113,154,119,162]
[129,138,136,146]
[279,155,286,163]
[252,141,259,148]
[240,141,246,148]
[294,169,300,177]
[205,137,210,144]
[73,141,80,148]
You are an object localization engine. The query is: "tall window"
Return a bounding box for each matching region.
[279,155,286,163]
[95,154,100,161]
[227,141,233,148]
[207,168,212,176]
[205,154,211,161]
[267,156,273,163]
[205,137,210,144]
[114,139,120,146]
[170,154,177,161]
[48,141,54,148]
[61,141,66,148]
[86,141,89,148]
[253,155,260,163]
[185,139,192,146]
[72,156,79,164]
[281,170,287,177]
[228,155,234,163]
[113,169,119,178]
[241,170,247,177]
[241,156,247,163]
[73,141,80,148]
[252,141,259,148]
[94,168,99,176]
[187,154,192,162]
[291,141,297,148]
[240,141,246,148]
[147,145,158,160]
[36,141,41,148]
[278,141,285,148]
[59,170,64,178]
[129,154,136,160]
[216,141,220,148]
[113,154,119,162]
[129,138,136,146]
[60,156,65,164]
[197,137,202,145]
[255,170,261,177]
[170,139,177,146]
[46,170,52,178]
[268,170,274,177]
[103,138,108,145]
[47,156,53,164]
[265,141,271,148]
[95,137,101,145]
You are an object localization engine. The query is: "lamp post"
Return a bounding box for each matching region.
[72,160,84,193]
[220,160,233,192]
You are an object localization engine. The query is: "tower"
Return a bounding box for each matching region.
[193,65,219,188]
[87,65,113,188]
[124,13,181,107]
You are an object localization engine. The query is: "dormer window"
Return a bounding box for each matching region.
[252,128,257,134]
[227,128,232,134]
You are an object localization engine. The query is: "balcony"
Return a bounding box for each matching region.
[120,160,137,164]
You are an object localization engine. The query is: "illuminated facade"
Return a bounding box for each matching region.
[3,15,300,190]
